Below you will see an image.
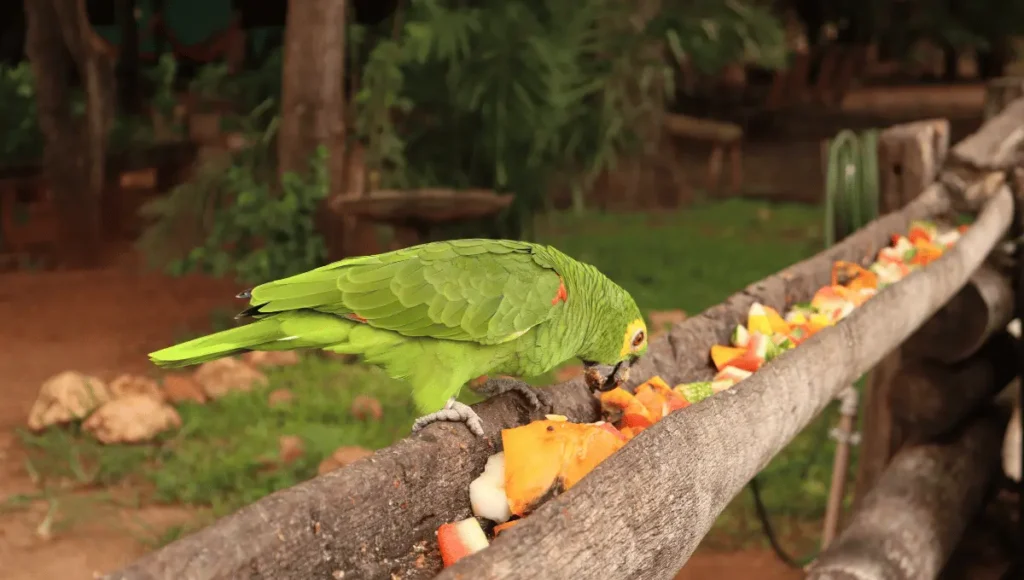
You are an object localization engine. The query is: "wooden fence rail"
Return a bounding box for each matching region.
[106,103,1024,580]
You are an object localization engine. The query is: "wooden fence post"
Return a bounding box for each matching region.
[983,77,1024,122]
[854,119,950,501]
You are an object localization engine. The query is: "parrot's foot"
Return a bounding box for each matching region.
[411,397,485,437]
[472,377,554,413]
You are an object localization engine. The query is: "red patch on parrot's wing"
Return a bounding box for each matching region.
[345,313,368,323]
[551,277,568,306]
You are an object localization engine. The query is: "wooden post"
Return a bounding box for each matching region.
[854,119,950,501]
[982,77,1024,122]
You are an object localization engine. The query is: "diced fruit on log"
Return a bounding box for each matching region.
[437,518,489,567]
[713,366,753,386]
[747,303,773,335]
[762,305,791,335]
[599,387,655,428]
[501,419,625,516]
[674,381,714,404]
[470,452,511,523]
[493,519,522,536]
[633,378,683,420]
[832,261,879,292]
[726,332,769,372]
[711,344,746,371]
[731,324,750,348]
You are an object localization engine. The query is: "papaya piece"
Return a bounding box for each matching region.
[711,344,746,371]
[832,261,878,292]
[645,379,690,411]
[634,382,670,421]
[493,519,522,536]
[501,419,626,517]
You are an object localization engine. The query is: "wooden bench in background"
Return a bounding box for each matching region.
[663,113,744,196]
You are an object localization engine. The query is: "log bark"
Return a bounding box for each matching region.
[438,188,1012,580]
[105,177,960,580]
[982,77,1024,122]
[24,0,115,268]
[902,265,1015,364]
[950,98,1024,172]
[891,331,1018,442]
[875,119,949,213]
[806,403,1012,580]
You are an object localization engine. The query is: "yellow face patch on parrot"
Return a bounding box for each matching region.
[620,318,648,358]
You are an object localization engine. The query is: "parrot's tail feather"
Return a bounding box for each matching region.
[148,317,286,368]
[149,311,358,369]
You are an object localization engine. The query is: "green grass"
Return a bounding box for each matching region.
[10,198,848,552]
[17,359,417,518]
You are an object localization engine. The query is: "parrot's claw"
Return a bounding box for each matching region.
[473,377,554,413]
[411,397,485,437]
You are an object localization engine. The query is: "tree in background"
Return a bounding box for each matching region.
[24,0,116,268]
[140,0,788,284]
[278,0,346,183]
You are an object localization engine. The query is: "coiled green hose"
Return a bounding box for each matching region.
[824,129,881,246]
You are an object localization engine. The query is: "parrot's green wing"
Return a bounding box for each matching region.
[244,239,567,345]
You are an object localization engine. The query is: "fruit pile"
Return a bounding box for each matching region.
[435,220,969,567]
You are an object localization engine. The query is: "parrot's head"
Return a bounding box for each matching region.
[580,297,648,393]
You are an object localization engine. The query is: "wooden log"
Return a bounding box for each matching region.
[982,77,1024,121]
[856,118,949,500]
[891,331,1018,441]
[902,265,1015,364]
[438,188,1013,580]
[805,403,1012,580]
[939,487,1018,580]
[875,119,950,214]
[950,98,1024,172]
[663,113,743,143]
[105,179,958,580]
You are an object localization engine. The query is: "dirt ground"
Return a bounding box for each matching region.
[0,246,803,579]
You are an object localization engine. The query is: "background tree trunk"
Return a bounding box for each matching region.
[278,0,348,259]
[278,0,346,179]
[24,0,115,269]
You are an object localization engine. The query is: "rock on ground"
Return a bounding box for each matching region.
[350,395,383,421]
[278,435,305,464]
[27,371,111,431]
[108,374,164,402]
[161,374,208,405]
[242,351,301,368]
[193,358,268,399]
[83,395,182,444]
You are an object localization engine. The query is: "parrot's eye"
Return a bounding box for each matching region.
[631,330,646,348]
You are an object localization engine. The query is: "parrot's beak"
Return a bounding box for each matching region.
[582,358,633,392]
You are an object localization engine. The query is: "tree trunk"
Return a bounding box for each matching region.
[115,0,142,114]
[278,0,346,180]
[24,0,115,269]
[278,0,348,259]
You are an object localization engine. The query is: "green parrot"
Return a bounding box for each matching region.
[148,239,648,436]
